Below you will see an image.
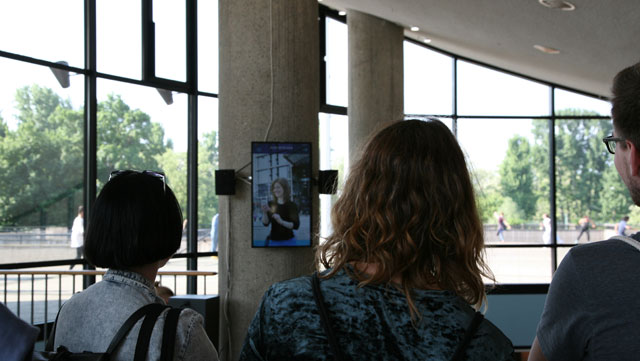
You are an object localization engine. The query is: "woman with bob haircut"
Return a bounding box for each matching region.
[54,170,218,360]
[239,119,514,360]
[261,177,300,245]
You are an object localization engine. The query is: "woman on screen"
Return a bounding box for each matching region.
[261,177,300,245]
[240,119,514,360]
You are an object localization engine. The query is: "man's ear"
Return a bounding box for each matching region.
[629,141,640,176]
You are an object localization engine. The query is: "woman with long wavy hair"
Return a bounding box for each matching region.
[240,119,514,361]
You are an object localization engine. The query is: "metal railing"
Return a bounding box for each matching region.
[0,263,218,341]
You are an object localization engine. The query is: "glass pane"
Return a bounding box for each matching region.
[97,0,142,79]
[457,61,550,116]
[319,113,348,241]
[0,58,84,263]
[458,118,550,245]
[199,0,219,94]
[554,117,625,244]
[325,18,348,107]
[555,89,611,116]
[154,0,186,82]
[198,96,219,254]
[97,79,187,216]
[486,248,552,283]
[404,41,453,115]
[0,0,84,67]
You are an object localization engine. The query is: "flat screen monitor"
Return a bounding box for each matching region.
[251,142,312,247]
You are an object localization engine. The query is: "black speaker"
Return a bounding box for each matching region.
[168,295,220,350]
[215,169,236,195]
[318,170,338,194]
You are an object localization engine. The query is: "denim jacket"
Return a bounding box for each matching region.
[54,269,218,361]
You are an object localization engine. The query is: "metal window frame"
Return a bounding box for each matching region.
[0,0,219,294]
[318,4,613,293]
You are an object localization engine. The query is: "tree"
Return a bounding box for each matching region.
[472,169,505,223]
[530,110,613,224]
[499,135,536,220]
[0,86,171,226]
[600,164,633,220]
[0,86,83,226]
[197,131,219,227]
[96,94,167,181]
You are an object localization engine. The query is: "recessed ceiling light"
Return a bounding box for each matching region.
[410,26,419,32]
[338,10,346,16]
[423,38,432,44]
[534,44,560,54]
[538,0,576,11]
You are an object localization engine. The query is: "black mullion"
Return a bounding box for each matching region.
[186,0,198,294]
[83,0,97,289]
[550,87,558,274]
[0,50,87,74]
[319,10,327,110]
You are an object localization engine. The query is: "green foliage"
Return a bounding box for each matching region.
[197,131,219,227]
[472,169,505,223]
[499,135,536,219]
[495,109,622,225]
[552,110,612,223]
[0,86,178,227]
[0,85,83,226]
[499,197,526,225]
[97,94,167,180]
[600,164,633,219]
[156,130,219,228]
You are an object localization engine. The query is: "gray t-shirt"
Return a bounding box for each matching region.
[536,233,640,361]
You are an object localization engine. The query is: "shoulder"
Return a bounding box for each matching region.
[567,239,638,263]
[470,317,515,359]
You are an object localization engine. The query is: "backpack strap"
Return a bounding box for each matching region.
[610,235,640,252]
[45,306,63,351]
[450,311,484,361]
[160,307,183,361]
[133,303,169,361]
[311,272,345,361]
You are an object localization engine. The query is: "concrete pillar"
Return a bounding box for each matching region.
[348,10,404,162]
[218,1,318,360]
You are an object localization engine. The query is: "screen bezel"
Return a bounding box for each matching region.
[251,141,312,248]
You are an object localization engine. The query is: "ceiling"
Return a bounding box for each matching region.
[320,0,640,100]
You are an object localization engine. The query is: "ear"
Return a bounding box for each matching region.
[629,141,640,176]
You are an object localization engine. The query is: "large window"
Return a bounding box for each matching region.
[0,1,219,293]
[400,38,619,284]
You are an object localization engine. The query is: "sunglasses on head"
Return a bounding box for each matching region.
[109,170,166,192]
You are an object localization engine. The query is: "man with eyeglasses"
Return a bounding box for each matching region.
[529,62,640,361]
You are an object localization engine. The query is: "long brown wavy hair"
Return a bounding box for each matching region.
[318,119,493,317]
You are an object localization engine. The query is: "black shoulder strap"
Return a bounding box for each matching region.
[133,303,169,361]
[311,272,345,361]
[450,311,484,361]
[45,306,63,351]
[46,303,170,358]
[160,307,183,361]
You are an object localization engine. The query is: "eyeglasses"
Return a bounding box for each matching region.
[602,135,625,155]
[109,170,166,192]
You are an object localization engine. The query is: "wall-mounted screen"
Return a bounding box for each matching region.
[251,142,312,247]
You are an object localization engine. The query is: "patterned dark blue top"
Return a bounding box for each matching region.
[239,269,515,361]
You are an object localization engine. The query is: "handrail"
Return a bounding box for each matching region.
[0,270,217,276]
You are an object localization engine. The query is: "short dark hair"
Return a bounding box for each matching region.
[84,171,183,269]
[612,61,640,149]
